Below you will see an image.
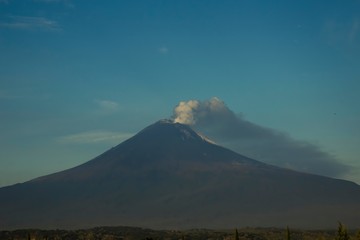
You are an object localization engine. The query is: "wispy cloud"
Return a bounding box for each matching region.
[323,17,360,48]
[0,16,61,31]
[0,0,9,4]
[58,130,133,144]
[159,46,169,54]
[172,97,350,178]
[94,99,119,113]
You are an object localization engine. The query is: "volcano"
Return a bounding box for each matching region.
[1,119,360,230]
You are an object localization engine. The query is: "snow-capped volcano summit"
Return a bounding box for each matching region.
[1,120,360,230]
[134,118,212,143]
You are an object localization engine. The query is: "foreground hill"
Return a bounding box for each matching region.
[1,120,360,229]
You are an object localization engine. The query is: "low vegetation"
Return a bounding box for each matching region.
[1,223,359,240]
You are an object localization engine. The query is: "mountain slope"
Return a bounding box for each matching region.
[1,120,360,230]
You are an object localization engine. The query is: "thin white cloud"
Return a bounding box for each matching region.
[0,16,61,31]
[58,130,133,144]
[94,99,119,112]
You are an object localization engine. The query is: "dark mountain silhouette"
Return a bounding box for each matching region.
[1,119,360,230]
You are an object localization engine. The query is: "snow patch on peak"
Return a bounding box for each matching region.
[197,132,217,145]
[158,119,174,124]
[179,128,195,140]
[153,119,217,144]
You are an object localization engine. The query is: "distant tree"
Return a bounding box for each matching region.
[356,230,360,240]
[336,222,349,240]
[286,226,291,240]
[235,228,239,240]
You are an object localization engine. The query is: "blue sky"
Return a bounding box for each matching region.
[1,0,360,186]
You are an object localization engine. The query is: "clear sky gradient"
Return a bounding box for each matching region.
[1,0,360,186]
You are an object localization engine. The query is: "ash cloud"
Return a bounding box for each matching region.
[172,97,350,178]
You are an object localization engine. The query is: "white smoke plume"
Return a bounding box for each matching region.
[173,97,226,125]
[173,100,199,125]
[172,97,350,178]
